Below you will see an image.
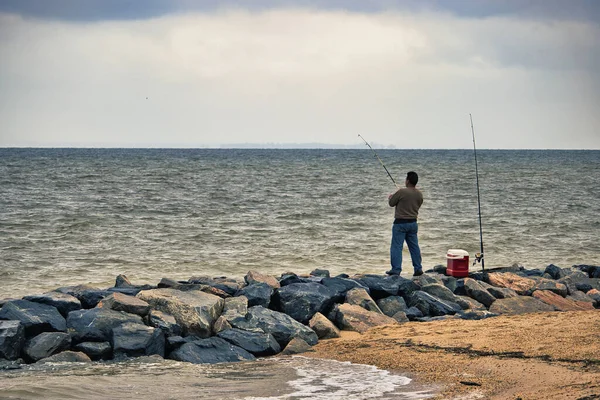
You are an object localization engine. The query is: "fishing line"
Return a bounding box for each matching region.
[358,134,397,187]
[470,114,485,270]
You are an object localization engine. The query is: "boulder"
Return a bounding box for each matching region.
[321,277,368,299]
[0,300,66,336]
[587,289,600,308]
[280,273,304,286]
[413,275,441,286]
[441,276,459,293]
[169,337,256,364]
[567,291,595,304]
[421,284,461,304]
[405,306,424,320]
[558,271,597,294]
[23,292,82,318]
[376,296,407,317]
[281,337,313,355]
[273,283,337,324]
[463,278,496,307]
[334,303,398,333]
[391,311,409,323]
[221,296,248,322]
[531,279,568,297]
[455,296,487,311]
[308,312,340,339]
[485,286,518,299]
[408,291,462,317]
[231,306,318,347]
[115,274,133,287]
[212,316,232,335]
[245,270,280,289]
[489,296,555,315]
[574,265,600,279]
[0,320,25,360]
[531,290,595,312]
[486,272,537,295]
[544,264,568,280]
[217,328,280,356]
[73,341,112,360]
[523,269,544,277]
[112,322,165,358]
[67,308,143,343]
[187,277,242,297]
[54,285,111,309]
[137,288,224,338]
[354,275,402,300]
[23,332,71,362]
[236,283,273,308]
[36,351,92,364]
[345,288,381,313]
[456,310,499,320]
[310,269,330,278]
[98,293,151,316]
[148,310,182,337]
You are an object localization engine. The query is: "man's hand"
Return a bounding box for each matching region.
[388,193,394,200]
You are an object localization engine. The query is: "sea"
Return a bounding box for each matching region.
[1,148,599,399]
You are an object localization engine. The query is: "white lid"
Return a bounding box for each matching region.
[447,249,469,257]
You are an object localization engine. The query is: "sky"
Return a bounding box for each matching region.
[0,0,599,149]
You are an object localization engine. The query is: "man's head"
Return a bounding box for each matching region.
[405,171,418,187]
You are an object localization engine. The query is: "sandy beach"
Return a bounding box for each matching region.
[308,310,600,399]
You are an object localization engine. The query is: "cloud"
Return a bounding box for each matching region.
[0,8,599,148]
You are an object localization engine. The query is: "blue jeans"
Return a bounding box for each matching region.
[390,222,422,274]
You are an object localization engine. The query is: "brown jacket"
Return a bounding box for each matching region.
[388,187,423,219]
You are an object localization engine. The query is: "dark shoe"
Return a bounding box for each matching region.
[413,270,423,277]
[386,270,400,276]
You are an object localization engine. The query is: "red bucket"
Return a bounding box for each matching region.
[446,249,469,278]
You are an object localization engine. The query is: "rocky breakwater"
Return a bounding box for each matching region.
[1,265,599,368]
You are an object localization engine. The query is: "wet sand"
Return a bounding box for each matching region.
[308,310,600,399]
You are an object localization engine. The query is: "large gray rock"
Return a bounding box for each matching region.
[308,312,340,339]
[455,295,487,311]
[217,328,280,356]
[0,320,25,360]
[485,286,518,299]
[221,296,248,322]
[231,306,318,347]
[345,288,382,313]
[187,276,243,296]
[212,316,232,335]
[137,289,224,338]
[36,351,92,364]
[98,293,151,316]
[0,300,66,336]
[67,308,143,343]
[531,278,568,297]
[421,284,461,304]
[355,275,418,299]
[55,285,111,309]
[148,310,182,337]
[23,292,82,318]
[281,337,313,355]
[321,277,368,299]
[463,278,496,307]
[244,270,280,289]
[169,337,256,364]
[456,310,499,320]
[574,265,600,279]
[544,264,568,280]
[73,341,112,360]
[273,283,338,324]
[489,296,556,315]
[24,332,71,362]
[376,296,407,317]
[112,322,165,358]
[408,291,461,317]
[558,271,597,295]
[236,283,273,308]
[334,303,398,333]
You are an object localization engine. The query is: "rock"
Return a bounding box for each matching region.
[485,286,518,299]
[421,284,461,304]
[531,290,595,312]
[486,272,537,295]
[166,335,186,351]
[587,289,600,308]
[187,277,242,296]
[345,288,382,313]
[456,310,499,320]
[432,265,447,274]
[413,275,441,286]
[54,285,111,309]
[0,300,66,336]
[115,274,133,287]
[231,306,318,347]
[441,276,459,293]
[169,337,256,364]
[321,277,368,299]
[463,278,496,307]
[544,264,567,280]
[73,341,112,360]
[217,328,280,356]
[574,265,600,279]
[67,308,143,343]
[0,360,22,370]
[107,287,145,297]
[236,283,273,308]
[23,292,82,318]
[488,296,555,315]
[308,312,340,339]
[112,322,165,358]
[334,303,398,333]
[354,275,401,300]
[137,288,224,338]
[281,337,313,355]
[310,269,330,278]
[245,270,280,289]
[273,283,337,324]
[558,271,597,295]
[212,316,232,335]
[24,332,71,362]
[148,310,182,337]
[523,269,544,277]
[98,293,151,316]
[391,311,409,323]
[456,296,487,311]
[405,306,424,320]
[221,296,248,322]
[0,320,25,360]
[280,273,304,286]
[408,291,462,317]
[567,291,595,304]
[376,296,407,317]
[531,279,568,297]
[36,351,92,364]
[416,315,459,322]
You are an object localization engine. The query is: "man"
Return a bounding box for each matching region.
[386,171,423,277]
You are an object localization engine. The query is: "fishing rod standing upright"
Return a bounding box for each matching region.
[358,134,397,187]
[470,114,485,270]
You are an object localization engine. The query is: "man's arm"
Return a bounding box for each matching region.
[388,189,403,207]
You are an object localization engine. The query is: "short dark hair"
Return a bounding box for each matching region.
[406,171,418,186]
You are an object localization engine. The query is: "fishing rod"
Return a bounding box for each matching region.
[358,134,397,187]
[470,114,485,270]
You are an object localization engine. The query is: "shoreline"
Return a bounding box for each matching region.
[307,310,600,399]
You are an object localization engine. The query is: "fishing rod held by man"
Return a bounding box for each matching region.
[358,134,397,187]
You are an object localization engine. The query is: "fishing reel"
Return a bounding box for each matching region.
[472,252,484,267]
